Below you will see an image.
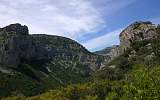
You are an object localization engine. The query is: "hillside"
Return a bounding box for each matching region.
[0,23,109,98]
[1,21,160,100]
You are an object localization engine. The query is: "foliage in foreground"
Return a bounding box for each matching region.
[3,64,160,100]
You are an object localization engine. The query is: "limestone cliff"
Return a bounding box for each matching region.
[95,21,158,60]
[119,21,157,52]
[0,23,110,72]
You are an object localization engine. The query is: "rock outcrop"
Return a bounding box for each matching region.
[119,21,157,52]
[95,21,158,60]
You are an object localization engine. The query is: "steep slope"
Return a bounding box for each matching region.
[94,21,160,80]
[119,21,157,52]
[0,23,109,98]
[0,23,108,70]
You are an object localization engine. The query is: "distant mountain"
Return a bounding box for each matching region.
[94,45,120,60]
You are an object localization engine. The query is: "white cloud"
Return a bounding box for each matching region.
[0,0,135,38]
[0,0,104,39]
[0,3,19,27]
[0,0,137,51]
[82,29,123,51]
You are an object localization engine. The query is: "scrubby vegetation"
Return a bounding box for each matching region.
[0,60,91,99]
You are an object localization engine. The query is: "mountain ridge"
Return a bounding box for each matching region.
[0,23,110,98]
[1,21,160,99]
[0,23,109,71]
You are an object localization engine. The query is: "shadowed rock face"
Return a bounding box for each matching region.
[0,23,108,71]
[0,23,29,35]
[0,24,29,67]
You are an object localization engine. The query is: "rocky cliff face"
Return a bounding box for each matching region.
[95,21,158,60]
[0,23,109,72]
[94,45,121,60]
[119,21,157,52]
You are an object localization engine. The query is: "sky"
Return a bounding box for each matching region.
[0,0,160,52]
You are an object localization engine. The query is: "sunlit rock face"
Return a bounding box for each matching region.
[95,21,158,60]
[119,21,157,52]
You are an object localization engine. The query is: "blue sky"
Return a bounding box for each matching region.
[0,0,160,51]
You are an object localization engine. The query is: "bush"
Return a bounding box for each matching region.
[120,64,160,99]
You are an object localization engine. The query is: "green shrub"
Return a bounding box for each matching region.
[120,64,160,99]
